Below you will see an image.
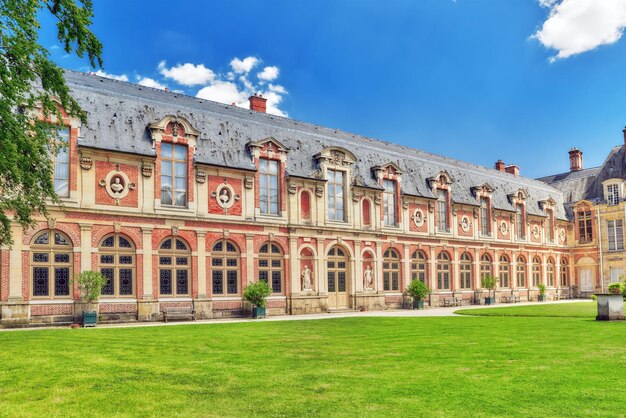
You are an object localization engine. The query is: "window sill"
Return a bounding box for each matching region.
[29,299,73,304]
[158,297,192,302]
[100,298,137,303]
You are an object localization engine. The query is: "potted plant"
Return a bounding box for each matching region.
[537,283,547,302]
[481,275,498,305]
[74,271,107,327]
[608,282,624,295]
[243,281,272,319]
[405,279,430,309]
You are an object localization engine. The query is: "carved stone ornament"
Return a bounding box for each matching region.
[47,218,57,230]
[473,208,479,219]
[171,226,179,236]
[142,163,153,178]
[428,202,435,213]
[412,209,425,228]
[500,221,508,235]
[288,182,297,195]
[460,215,470,232]
[330,150,345,165]
[532,224,540,239]
[211,181,240,211]
[315,184,324,198]
[352,190,362,202]
[114,222,122,233]
[79,156,93,170]
[244,176,254,190]
[452,208,458,216]
[402,198,409,210]
[559,228,566,242]
[374,194,382,206]
[99,170,135,205]
[196,170,207,184]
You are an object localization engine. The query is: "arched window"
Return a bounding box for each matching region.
[517,256,527,288]
[31,230,72,298]
[460,253,472,289]
[362,199,371,227]
[480,254,492,280]
[410,250,428,283]
[383,248,401,291]
[158,237,191,297]
[532,257,541,287]
[437,252,451,290]
[546,258,555,287]
[560,258,569,287]
[499,255,510,288]
[212,240,239,296]
[259,243,283,294]
[99,234,135,297]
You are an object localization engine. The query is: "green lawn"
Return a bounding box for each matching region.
[1,309,625,417]
[455,301,608,318]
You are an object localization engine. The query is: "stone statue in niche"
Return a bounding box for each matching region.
[301,265,312,291]
[110,175,125,196]
[219,188,231,206]
[364,264,374,290]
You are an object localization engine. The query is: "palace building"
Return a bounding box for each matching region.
[0,70,602,326]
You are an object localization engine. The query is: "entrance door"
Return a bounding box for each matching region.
[579,268,593,292]
[327,245,348,308]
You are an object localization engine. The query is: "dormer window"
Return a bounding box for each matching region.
[546,209,554,242]
[50,127,70,197]
[161,143,187,207]
[437,189,449,232]
[327,169,345,221]
[260,158,279,215]
[383,179,397,226]
[607,184,620,205]
[516,204,525,239]
[480,197,490,236]
[578,210,593,243]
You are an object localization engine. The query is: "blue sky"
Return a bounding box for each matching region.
[40,0,626,178]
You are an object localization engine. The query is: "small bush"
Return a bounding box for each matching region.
[608,282,624,294]
[406,279,430,301]
[481,275,498,290]
[537,283,547,295]
[590,294,597,301]
[243,281,272,308]
[74,271,107,303]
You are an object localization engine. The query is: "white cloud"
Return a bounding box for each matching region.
[258,66,279,81]
[196,81,249,107]
[94,70,129,82]
[534,0,626,61]
[230,56,259,74]
[158,61,215,86]
[137,77,167,90]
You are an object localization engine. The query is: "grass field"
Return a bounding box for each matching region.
[1,305,625,417]
[455,301,607,317]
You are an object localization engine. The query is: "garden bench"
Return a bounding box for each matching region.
[501,295,520,303]
[443,297,458,307]
[162,306,196,322]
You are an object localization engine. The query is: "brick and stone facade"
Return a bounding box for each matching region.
[0,71,576,326]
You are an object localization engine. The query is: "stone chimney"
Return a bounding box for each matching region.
[505,164,519,176]
[495,160,505,172]
[569,148,583,172]
[249,94,267,113]
[623,126,626,149]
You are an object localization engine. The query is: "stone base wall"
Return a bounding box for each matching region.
[354,293,386,311]
[290,294,328,314]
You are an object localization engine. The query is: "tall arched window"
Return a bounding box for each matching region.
[158,237,191,297]
[532,257,541,287]
[517,256,527,288]
[499,255,510,288]
[437,252,451,290]
[212,240,240,296]
[99,234,135,297]
[460,253,472,289]
[560,258,569,287]
[410,250,428,283]
[300,191,311,220]
[546,258,555,287]
[480,254,492,280]
[259,243,283,294]
[383,248,401,291]
[31,230,72,298]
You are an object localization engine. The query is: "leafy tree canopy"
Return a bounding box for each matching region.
[0,0,102,246]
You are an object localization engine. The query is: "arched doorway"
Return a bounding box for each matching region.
[327,245,349,308]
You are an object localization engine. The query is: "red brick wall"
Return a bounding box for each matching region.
[94,161,139,208]
[208,176,243,216]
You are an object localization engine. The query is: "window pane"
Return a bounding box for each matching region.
[212,271,223,294]
[272,271,282,293]
[176,270,189,295]
[101,268,114,295]
[119,269,133,295]
[174,144,186,160]
[226,271,238,294]
[33,267,49,296]
[160,269,173,295]
[161,142,173,158]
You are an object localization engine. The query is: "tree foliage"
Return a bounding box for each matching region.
[243,281,272,308]
[0,0,102,246]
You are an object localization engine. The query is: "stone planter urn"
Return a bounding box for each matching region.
[595,294,625,321]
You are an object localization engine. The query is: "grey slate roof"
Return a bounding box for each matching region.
[65,70,568,220]
[539,146,626,208]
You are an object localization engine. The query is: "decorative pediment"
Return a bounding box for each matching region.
[314,147,357,167]
[372,162,404,178]
[427,170,453,188]
[508,188,529,203]
[539,196,556,210]
[148,115,201,140]
[471,183,494,196]
[572,199,593,209]
[246,137,289,153]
